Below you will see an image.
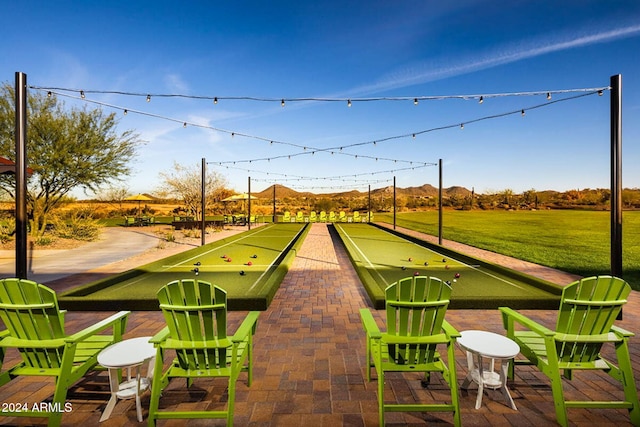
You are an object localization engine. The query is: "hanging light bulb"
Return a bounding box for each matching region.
[47,91,52,98]
[546,92,551,100]
[183,122,187,128]
[479,96,484,104]
[80,90,85,99]
[412,133,416,139]
[460,123,464,129]
[214,97,218,104]
[598,90,603,96]
[146,94,151,102]
[347,99,352,107]
[123,109,128,115]
[231,132,235,138]
[414,98,418,105]
[281,99,285,107]
[521,109,525,116]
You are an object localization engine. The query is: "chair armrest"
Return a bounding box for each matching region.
[65,311,130,343]
[500,306,554,337]
[611,325,635,338]
[232,311,260,343]
[149,326,170,345]
[359,308,382,339]
[442,320,461,340]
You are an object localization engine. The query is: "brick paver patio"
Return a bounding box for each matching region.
[0,223,638,426]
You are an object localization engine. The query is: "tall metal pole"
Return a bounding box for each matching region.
[272,184,276,223]
[15,72,28,278]
[438,159,443,245]
[247,176,252,230]
[610,75,623,278]
[201,158,206,246]
[368,184,371,223]
[393,176,396,230]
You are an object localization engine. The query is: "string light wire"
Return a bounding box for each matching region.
[30,86,607,185]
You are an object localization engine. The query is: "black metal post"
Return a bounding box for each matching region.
[610,75,623,278]
[201,158,206,246]
[368,184,371,222]
[393,176,396,230]
[272,184,276,223]
[15,72,28,278]
[438,159,443,245]
[247,176,251,230]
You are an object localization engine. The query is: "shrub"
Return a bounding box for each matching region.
[51,213,101,241]
[0,218,15,243]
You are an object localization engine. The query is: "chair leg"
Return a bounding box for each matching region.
[378,369,385,426]
[548,369,569,427]
[147,352,165,427]
[616,340,640,425]
[227,374,237,427]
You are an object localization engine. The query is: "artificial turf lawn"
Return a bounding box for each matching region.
[60,223,309,311]
[332,223,562,310]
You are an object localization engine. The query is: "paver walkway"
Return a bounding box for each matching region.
[0,222,638,426]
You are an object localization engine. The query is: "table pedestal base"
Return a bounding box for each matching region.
[461,351,517,410]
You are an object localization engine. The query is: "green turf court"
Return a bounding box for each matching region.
[60,223,309,311]
[333,223,563,310]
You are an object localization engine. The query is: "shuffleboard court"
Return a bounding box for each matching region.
[60,223,309,311]
[333,223,562,309]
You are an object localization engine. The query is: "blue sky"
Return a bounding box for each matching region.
[3,1,640,196]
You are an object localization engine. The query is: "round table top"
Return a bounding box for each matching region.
[458,330,520,359]
[98,336,155,368]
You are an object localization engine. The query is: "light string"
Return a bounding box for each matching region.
[34,87,606,170]
[209,160,435,182]
[34,85,608,105]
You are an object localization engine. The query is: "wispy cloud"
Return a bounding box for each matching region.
[360,23,640,94]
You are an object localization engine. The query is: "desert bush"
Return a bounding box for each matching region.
[0,218,15,243]
[51,213,101,241]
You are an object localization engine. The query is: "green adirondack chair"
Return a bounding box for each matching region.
[0,278,129,427]
[148,279,259,426]
[282,211,291,223]
[360,276,461,426]
[500,276,640,426]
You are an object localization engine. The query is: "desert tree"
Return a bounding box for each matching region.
[158,161,232,219]
[0,83,141,236]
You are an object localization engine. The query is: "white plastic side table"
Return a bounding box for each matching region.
[458,330,520,410]
[97,336,156,422]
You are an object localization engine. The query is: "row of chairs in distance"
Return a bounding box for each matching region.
[282,210,373,223]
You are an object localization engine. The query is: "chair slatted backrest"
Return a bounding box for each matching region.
[385,276,451,365]
[555,276,630,363]
[0,278,66,368]
[157,279,229,370]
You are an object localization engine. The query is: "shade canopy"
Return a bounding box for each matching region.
[124,193,154,202]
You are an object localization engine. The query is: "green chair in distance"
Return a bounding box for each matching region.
[0,278,129,427]
[329,211,337,222]
[339,211,347,222]
[309,211,317,222]
[282,211,291,223]
[296,211,305,222]
[500,276,640,426]
[148,279,260,426]
[360,276,461,426]
[352,211,361,222]
[319,211,327,222]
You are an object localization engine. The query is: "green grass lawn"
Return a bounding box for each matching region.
[376,210,640,290]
